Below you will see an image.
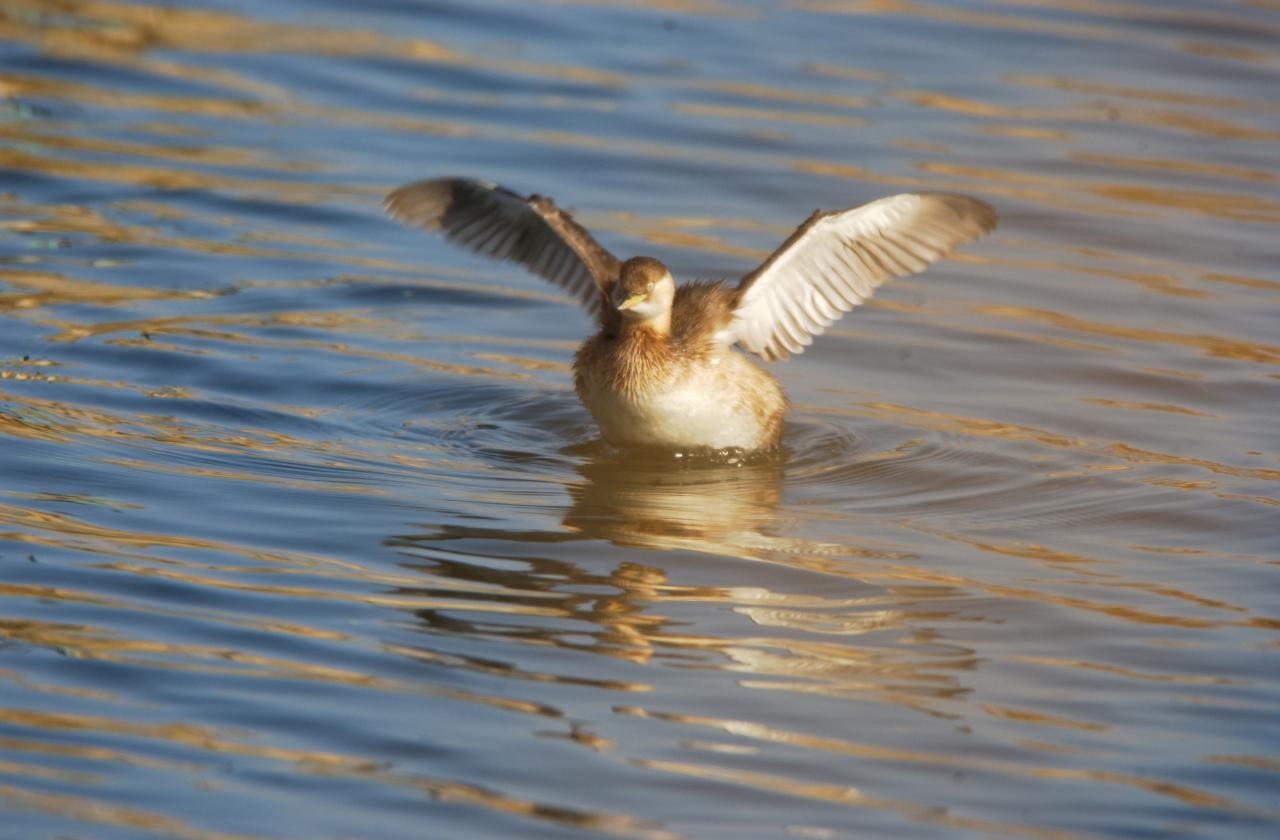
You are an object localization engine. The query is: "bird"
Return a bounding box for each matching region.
[384,178,996,453]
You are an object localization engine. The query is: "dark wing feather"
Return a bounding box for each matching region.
[384,178,622,321]
[730,193,997,361]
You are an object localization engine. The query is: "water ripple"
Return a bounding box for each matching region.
[1,0,1277,838]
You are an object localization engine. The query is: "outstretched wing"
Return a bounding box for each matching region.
[385,177,622,319]
[729,193,997,361]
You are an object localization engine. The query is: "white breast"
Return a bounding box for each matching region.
[579,355,781,451]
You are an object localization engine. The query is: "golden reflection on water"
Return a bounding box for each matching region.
[619,705,1269,818]
[0,783,280,840]
[798,0,1280,67]
[671,100,868,128]
[538,0,750,16]
[563,454,785,554]
[628,758,1095,840]
[0,702,679,840]
[1,550,685,837]
[976,305,1280,366]
[1006,73,1280,113]
[0,0,630,86]
[2,0,1275,235]
[2,0,1278,837]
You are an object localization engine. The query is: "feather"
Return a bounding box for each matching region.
[385,177,622,329]
[730,193,996,361]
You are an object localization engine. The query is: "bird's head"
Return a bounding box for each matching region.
[614,256,675,324]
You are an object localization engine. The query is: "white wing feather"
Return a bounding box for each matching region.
[730,193,997,361]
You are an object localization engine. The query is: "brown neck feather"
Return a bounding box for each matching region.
[610,321,672,394]
[622,311,670,338]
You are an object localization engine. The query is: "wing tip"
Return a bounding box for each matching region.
[916,192,999,240]
[384,176,506,230]
[384,177,460,229]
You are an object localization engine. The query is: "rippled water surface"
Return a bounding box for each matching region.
[2,1,1278,838]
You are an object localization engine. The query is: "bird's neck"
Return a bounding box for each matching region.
[610,319,674,396]
[621,311,671,339]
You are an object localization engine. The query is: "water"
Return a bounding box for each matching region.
[1,1,1278,838]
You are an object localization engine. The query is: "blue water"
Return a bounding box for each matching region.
[1,1,1278,838]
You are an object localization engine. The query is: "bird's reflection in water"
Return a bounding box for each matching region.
[384,448,789,669]
[561,446,786,554]
[383,458,970,831]
[383,448,969,718]
[384,450,957,696]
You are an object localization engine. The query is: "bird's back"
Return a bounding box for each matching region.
[670,280,737,352]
